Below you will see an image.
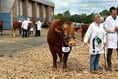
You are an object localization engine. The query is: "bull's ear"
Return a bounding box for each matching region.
[55,27,62,32]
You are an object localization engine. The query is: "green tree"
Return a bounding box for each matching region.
[54,8,118,24]
[63,10,70,17]
[100,10,109,16]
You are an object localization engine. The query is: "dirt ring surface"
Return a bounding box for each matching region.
[0,29,118,79]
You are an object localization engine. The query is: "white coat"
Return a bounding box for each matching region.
[36,21,42,30]
[104,15,118,48]
[84,22,106,55]
[21,20,29,30]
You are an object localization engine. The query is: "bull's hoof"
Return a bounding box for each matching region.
[63,65,67,69]
[13,34,15,37]
[52,65,57,68]
[115,69,118,71]
[63,68,68,72]
[52,67,57,71]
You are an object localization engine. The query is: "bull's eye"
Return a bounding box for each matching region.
[64,31,67,35]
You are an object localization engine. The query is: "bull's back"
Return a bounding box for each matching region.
[13,22,22,29]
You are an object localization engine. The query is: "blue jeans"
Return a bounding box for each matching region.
[90,54,100,70]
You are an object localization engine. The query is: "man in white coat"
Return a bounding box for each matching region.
[21,18,29,38]
[35,19,42,37]
[104,7,118,71]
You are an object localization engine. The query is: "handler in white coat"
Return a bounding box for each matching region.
[84,13,106,73]
[35,19,42,37]
[21,18,29,38]
[104,7,118,71]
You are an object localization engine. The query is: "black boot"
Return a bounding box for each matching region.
[107,49,113,71]
[107,64,112,71]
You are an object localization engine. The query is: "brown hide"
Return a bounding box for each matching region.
[28,22,34,31]
[75,27,82,32]
[47,19,75,69]
[81,24,89,41]
[75,24,89,41]
[12,21,22,32]
[0,20,3,35]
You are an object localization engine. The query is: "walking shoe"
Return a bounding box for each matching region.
[107,66,112,71]
[90,69,95,73]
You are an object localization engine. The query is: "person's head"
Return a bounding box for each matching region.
[27,18,30,21]
[92,13,101,24]
[109,7,117,18]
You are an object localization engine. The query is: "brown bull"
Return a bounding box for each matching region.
[47,19,76,69]
[81,24,89,41]
[75,24,89,41]
[12,21,34,36]
[0,20,3,35]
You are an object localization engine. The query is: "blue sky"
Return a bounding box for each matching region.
[52,0,118,15]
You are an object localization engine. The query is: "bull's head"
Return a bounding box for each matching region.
[55,20,76,46]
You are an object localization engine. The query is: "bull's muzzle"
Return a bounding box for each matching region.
[68,38,76,46]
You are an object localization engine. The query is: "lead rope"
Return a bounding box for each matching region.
[75,39,90,48]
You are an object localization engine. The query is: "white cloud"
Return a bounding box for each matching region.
[53,0,118,15]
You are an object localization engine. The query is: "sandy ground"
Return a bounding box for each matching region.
[0,29,118,79]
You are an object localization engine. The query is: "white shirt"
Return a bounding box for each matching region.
[36,21,42,30]
[104,15,118,48]
[30,27,33,31]
[84,22,106,55]
[21,20,29,30]
[18,20,22,22]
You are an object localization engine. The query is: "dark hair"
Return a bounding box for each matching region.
[109,7,116,12]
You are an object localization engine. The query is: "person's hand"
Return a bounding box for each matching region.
[115,26,118,30]
[104,42,107,46]
[84,42,88,46]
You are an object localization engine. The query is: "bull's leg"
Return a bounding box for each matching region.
[1,30,2,35]
[51,52,57,68]
[82,31,84,41]
[12,29,16,37]
[49,46,58,69]
[0,30,2,35]
[0,28,3,35]
[13,32,16,37]
[57,52,63,63]
[63,53,69,69]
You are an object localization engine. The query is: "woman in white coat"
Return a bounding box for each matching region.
[104,7,118,71]
[84,13,106,73]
